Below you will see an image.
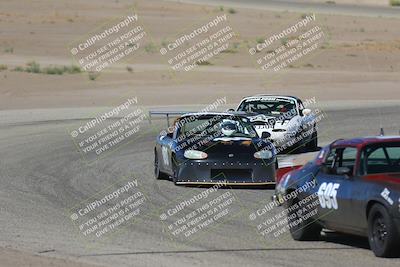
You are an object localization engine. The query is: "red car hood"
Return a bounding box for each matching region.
[276,165,303,183]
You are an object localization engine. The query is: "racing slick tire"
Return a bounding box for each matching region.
[288,197,322,241]
[367,204,400,257]
[306,130,318,151]
[172,168,178,185]
[171,155,179,185]
[154,150,168,180]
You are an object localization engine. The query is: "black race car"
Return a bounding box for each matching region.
[154,112,277,186]
[274,136,400,257]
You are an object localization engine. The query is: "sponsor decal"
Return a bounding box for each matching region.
[244,97,295,103]
[381,188,394,205]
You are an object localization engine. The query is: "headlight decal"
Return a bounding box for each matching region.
[184,150,208,159]
[254,150,273,159]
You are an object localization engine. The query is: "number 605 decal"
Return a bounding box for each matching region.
[318,182,340,209]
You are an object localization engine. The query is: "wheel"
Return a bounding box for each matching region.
[154,150,167,180]
[288,197,322,241]
[307,130,318,151]
[368,204,400,257]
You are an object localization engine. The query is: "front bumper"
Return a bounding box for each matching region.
[175,158,276,185]
[272,182,287,206]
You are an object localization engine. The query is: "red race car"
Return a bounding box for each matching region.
[274,136,400,257]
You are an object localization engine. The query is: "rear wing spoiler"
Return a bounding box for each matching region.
[148,111,193,127]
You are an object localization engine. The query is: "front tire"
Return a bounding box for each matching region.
[368,204,400,257]
[154,150,167,180]
[307,130,318,151]
[288,197,322,241]
[171,155,179,185]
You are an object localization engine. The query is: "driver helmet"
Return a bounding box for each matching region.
[278,104,287,113]
[220,120,238,136]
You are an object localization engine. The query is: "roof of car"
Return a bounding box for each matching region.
[332,136,400,148]
[241,95,300,101]
[180,112,247,118]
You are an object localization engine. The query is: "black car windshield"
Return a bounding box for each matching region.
[361,142,400,175]
[238,97,297,116]
[179,115,256,138]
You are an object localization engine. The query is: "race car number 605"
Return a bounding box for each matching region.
[318,182,340,209]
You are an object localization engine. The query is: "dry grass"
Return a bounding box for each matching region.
[390,0,400,6]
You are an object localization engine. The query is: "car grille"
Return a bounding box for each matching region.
[211,169,252,181]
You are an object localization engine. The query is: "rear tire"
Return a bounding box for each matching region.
[368,204,400,257]
[288,197,322,241]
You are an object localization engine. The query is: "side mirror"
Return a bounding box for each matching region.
[160,130,173,138]
[226,108,235,112]
[303,108,312,116]
[336,166,352,176]
[261,132,271,139]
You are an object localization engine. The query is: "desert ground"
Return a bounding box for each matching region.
[0,0,399,266]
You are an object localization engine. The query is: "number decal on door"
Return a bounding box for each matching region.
[317,182,340,209]
[161,146,170,166]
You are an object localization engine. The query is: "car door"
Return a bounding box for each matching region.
[313,146,357,230]
[350,144,400,231]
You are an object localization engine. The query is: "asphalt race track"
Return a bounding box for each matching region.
[1,105,400,267]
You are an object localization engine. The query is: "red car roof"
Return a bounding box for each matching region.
[332,136,400,148]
